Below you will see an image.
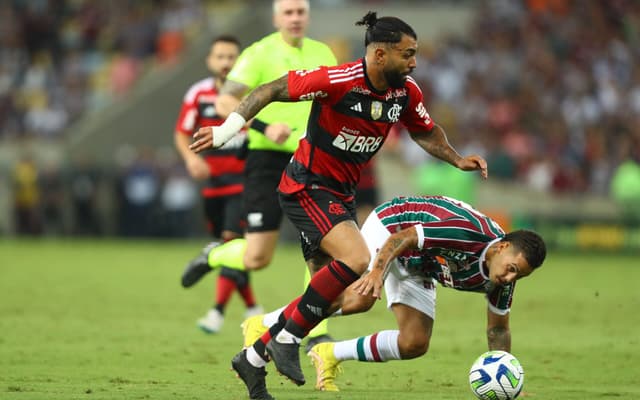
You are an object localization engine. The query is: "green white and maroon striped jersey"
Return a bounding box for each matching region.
[375,196,514,314]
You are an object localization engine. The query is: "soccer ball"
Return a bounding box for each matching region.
[468,350,524,400]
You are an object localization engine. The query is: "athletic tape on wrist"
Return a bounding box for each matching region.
[213,112,246,147]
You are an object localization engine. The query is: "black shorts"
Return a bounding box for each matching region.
[203,194,244,237]
[243,150,292,232]
[279,189,356,260]
[355,187,379,209]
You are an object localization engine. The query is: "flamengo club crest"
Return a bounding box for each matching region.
[388,103,401,122]
[371,101,383,120]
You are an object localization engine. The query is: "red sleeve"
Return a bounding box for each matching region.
[287,66,339,103]
[174,92,198,136]
[400,76,435,133]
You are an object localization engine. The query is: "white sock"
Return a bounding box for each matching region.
[263,306,286,327]
[275,328,302,344]
[330,308,343,317]
[246,347,267,368]
[334,330,401,362]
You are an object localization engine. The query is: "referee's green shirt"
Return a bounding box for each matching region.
[227,32,337,153]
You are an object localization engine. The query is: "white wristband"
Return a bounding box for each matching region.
[213,112,246,147]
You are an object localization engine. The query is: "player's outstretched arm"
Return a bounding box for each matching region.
[487,308,511,352]
[409,124,488,179]
[190,75,292,152]
[352,226,419,299]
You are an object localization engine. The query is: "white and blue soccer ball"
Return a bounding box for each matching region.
[468,350,524,400]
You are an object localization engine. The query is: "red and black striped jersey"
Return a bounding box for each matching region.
[376,195,514,315]
[175,77,246,198]
[278,59,434,200]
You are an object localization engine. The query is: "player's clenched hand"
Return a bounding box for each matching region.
[265,123,291,144]
[352,270,384,299]
[185,155,209,180]
[190,126,215,153]
[456,154,488,179]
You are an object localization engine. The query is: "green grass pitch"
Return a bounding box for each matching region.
[1,239,639,399]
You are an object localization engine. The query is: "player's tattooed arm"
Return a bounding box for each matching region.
[375,230,417,274]
[235,75,291,121]
[354,227,419,299]
[410,124,489,179]
[487,310,511,352]
[410,124,463,166]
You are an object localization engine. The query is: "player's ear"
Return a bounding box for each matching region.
[374,47,386,65]
[497,241,510,252]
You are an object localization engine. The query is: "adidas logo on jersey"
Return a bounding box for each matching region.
[350,102,363,112]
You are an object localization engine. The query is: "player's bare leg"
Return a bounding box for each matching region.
[243,230,279,270]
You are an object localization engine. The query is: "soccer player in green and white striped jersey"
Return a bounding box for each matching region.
[307,195,546,391]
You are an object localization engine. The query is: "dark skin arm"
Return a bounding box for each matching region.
[410,124,488,179]
[352,226,419,299]
[190,75,291,152]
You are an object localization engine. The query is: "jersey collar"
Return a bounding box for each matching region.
[478,237,502,280]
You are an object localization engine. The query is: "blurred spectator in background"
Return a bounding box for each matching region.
[69,155,102,236]
[159,159,198,237]
[12,155,41,235]
[115,146,160,237]
[39,158,65,235]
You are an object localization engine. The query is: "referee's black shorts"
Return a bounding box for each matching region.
[243,150,292,232]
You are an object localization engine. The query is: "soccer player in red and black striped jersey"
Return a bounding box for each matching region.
[190,12,488,399]
[306,195,546,391]
[174,35,262,334]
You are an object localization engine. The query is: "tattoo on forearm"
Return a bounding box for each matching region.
[374,238,404,271]
[414,126,461,166]
[236,76,290,120]
[487,326,511,352]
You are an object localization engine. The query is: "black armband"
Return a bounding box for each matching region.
[250,118,268,134]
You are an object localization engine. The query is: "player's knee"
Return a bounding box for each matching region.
[243,253,272,270]
[398,334,430,359]
[342,252,370,275]
[340,290,375,315]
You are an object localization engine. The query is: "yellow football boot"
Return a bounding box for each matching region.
[307,342,342,392]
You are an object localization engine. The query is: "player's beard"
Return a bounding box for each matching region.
[384,68,407,89]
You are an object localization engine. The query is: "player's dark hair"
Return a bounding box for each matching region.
[356,11,417,47]
[212,34,241,49]
[502,230,547,270]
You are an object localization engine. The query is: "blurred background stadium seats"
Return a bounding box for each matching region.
[1,0,639,250]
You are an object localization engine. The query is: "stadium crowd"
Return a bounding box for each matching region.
[2,0,640,237]
[0,0,204,140]
[404,0,640,196]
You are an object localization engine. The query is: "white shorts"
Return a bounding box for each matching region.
[360,211,437,320]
